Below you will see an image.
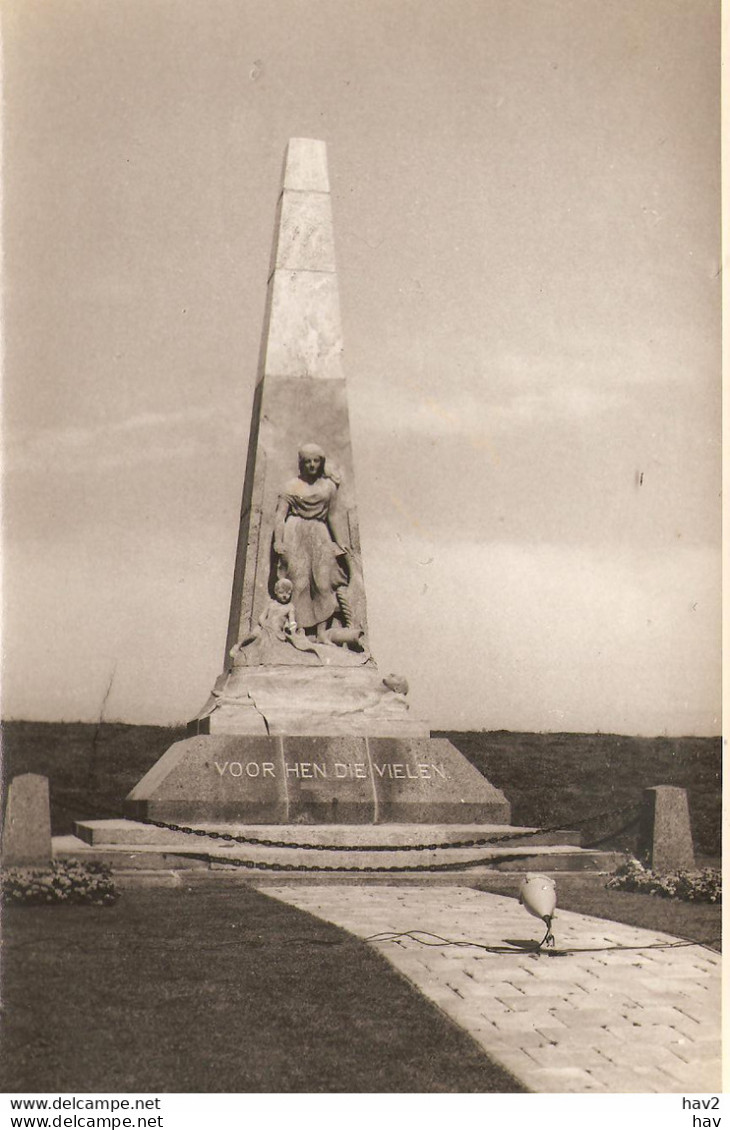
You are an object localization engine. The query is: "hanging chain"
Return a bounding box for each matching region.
[51,791,640,872]
[137,802,641,854]
[186,849,542,874]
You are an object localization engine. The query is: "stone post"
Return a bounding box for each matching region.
[637,785,695,872]
[1,773,53,867]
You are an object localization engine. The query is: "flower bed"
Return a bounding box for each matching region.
[1,859,119,906]
[606,858,721,904]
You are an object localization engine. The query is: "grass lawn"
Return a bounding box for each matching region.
[0,884,525,1094]
[474,873,721,952]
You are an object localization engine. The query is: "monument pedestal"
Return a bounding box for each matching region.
[125,734,511,825]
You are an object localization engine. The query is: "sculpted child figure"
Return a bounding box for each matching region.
[273,443,352,643]
[263,577,298,639]
[229,577,306,665]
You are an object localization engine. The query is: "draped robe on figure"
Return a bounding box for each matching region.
[278,475,347,629]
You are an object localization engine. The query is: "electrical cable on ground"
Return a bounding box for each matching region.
[363,928,722,956]
[6,931,720,956]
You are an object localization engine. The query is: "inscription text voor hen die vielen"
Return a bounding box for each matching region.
[213,762,448,780]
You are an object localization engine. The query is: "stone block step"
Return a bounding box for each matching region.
[52,835,209,870]
[54,828,621,877]
[74,818,583,849]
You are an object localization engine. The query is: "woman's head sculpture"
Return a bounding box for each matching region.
[297,443,341,486]
[298,443,326,482]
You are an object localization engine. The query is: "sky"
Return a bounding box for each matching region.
[2,0,721,735]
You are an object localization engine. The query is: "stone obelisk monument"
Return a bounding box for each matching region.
[126,140,509,826]
[190,137,423,739]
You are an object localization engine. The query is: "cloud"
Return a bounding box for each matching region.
[350,309,718,450]
[354,367,629,447]
[5,404,248,474]
[364,533,721,736]
[3,527,719,734]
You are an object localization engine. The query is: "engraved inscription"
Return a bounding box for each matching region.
[212,761,448,781]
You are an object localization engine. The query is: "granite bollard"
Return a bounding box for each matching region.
[1,773,53,867]
[637,785,695,872]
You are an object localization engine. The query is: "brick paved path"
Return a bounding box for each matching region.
[261,883,721,1093]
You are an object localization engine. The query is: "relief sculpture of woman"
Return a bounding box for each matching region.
[273,443,352,643]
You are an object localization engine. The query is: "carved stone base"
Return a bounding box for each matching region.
[124,734,511,825]
[189,665,429,739]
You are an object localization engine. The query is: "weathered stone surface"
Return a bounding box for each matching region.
[262,140,340,382]
[125,735,509,826]
[193,667,427,738]
[263,272,343,380]
[282,737,374,824]
[283,137,330,193]
[274,190,336,273]
[637,786,695,872]
[76,820,527,848]
[370,739,511,824]
[1,774,52,867]
[126,736,288,824]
